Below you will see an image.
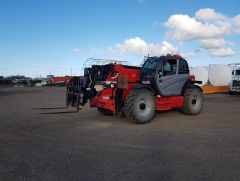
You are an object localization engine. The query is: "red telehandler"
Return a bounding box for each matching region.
[66,55,203,124]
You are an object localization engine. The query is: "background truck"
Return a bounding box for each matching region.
[66,54,203,124]
[230,68,240,94]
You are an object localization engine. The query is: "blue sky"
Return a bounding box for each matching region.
[0,0,240,77]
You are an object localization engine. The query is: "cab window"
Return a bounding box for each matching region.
[179,59,189,74]
[163,59,177,76]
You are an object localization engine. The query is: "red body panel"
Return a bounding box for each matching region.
[155,96,184,110]
[89,64,184,114]
[106,64,141,82]
[90,88,116,113]
[90,83,138,114]
[51,76,73,85]
[90,64,140,113]
[91,90,184,114]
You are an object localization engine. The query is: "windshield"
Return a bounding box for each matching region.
[141,57,159,76]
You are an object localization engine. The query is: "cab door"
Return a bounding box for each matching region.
[178,58,190,92]
[157,58,181,96]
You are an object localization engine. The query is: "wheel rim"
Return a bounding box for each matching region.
[192,95,197,104]
[191,94,201,107]
[137,98,151,117]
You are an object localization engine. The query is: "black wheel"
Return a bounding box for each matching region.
[124,89,155,124]
[97,107,113,116]
[229,91,235,95]
[180,88,203,115]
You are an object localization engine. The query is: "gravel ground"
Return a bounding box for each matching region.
[0,87,240,181]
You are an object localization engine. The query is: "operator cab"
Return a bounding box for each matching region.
[141,55,189,96]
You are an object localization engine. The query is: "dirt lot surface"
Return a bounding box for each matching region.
[0,87,240,181]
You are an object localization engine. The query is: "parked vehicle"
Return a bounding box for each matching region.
[66,55,203,124]
[229,68,240,94]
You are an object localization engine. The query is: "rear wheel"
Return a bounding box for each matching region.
[124,89,155,124]
[180,88,203,115]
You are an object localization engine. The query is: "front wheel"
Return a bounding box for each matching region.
[180,88,203,115]
[124,89,155,124]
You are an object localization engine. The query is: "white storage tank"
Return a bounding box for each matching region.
[208,64,232,86]
[190,66,209,87]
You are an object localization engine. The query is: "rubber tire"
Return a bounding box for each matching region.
[97,107,113,116]
[229,91,235,95]
[124,89,155,124]
[180,88,203,115]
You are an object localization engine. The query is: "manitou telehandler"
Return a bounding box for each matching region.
[66,54,203,124]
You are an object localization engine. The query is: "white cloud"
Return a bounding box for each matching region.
[108,37,179,56]
[200,38,233,49]
[209,48,235,57]
[72,48,81,53]
[164,8,239,41]
[164,8,239,57]
[165,14,230,41]
[231,15,240,34]
[195,8,227,22]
